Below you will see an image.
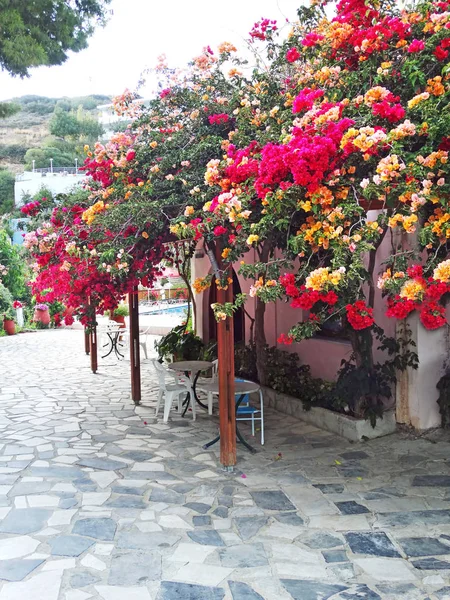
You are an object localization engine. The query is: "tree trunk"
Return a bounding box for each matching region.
[255,297,267,385]
[254,240,271,386]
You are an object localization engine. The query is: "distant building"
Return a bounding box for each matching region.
[97,99,150,141]
[14,167,86,207]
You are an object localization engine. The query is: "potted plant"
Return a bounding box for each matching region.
[13,301,24,327]
[2,308,16,335]
[33,303,50,326]
[109,303,128,327]
[0,283,15,335]
[155,324,204,362]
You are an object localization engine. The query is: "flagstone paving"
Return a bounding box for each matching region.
[0,329,450,599]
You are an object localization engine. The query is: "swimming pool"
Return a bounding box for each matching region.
[139,303,188,316]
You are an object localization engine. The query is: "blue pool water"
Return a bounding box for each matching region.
[139,303,188,316]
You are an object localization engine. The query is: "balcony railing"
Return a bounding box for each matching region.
[16,168,85,181]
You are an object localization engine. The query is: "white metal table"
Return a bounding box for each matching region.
[168,360,213,413]
[201,380,261,453]
[98,323,127,359]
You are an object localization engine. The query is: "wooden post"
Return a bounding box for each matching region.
[90,325,98,373]
[216,254,236,467]
[87,296,97,373]
[84,329,90,355]
[129,288,141,404]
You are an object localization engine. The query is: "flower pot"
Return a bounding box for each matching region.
[109,314,126,328]
[34,308,50,326]
[3,319,16,335]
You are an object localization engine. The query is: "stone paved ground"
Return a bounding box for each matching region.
[0,330,450,600]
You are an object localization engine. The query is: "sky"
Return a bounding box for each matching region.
[0,0,303,102]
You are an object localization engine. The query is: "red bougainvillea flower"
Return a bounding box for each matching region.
[286,47,300,62]
[407,39,425,53]
[159,88,171,99]
[208,113,230,126]
[277,333,294,345]
[386,297,417,319]
[372,101,406,123]
[20,201,41,216]
[64,314,74,326]
[291,289,321,310]
[434,37,450,61]
[320,290,339,305]
[435,45,449,60]
[292,88,324,113]
[126,149,136,161]
[279,273,296,287]
[420,301,447,330]
[406,265,423,278]
[301,32,324,47]
[346,300,374,330]
[213,225,227,236]
[249,18,277,41]
[426,279,449,300]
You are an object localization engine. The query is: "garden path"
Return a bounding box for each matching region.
[0,330,449,599]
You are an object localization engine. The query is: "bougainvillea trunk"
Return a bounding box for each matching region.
[255,297,267,385]
[254,241,271,386]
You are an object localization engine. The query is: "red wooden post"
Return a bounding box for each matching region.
[129,288,141,404]
[89,325,98,373]
[84,329,90,355]
[216,256,236,467]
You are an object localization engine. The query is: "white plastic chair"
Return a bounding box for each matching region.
[196,359,219,415]
[122,326,151,359]
[152,359,195,423]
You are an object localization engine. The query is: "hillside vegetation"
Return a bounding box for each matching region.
[0,94,110,214]
[0,94,111,173]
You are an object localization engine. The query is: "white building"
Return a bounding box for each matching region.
[14,168,86,207]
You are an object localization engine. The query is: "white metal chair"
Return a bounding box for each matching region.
[235,379,264,445]
[151,359,195,423]
[197,377,264,444]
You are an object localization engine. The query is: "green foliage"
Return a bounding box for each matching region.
[0,282,14,319]
[0,169,15,214]
[0,0,112,77]
[24,146,77,170]
[437,372,450,429]
[0,229,28,299]
[49,107,103,141]
[155,325,205,361]
[0,102,20,119]
[0,144,27,161]
[111,303,129,317]
[329,326,419,426]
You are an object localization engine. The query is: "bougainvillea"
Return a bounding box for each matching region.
[25,0,450,382]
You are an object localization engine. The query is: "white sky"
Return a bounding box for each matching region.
[0,0,303,102]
